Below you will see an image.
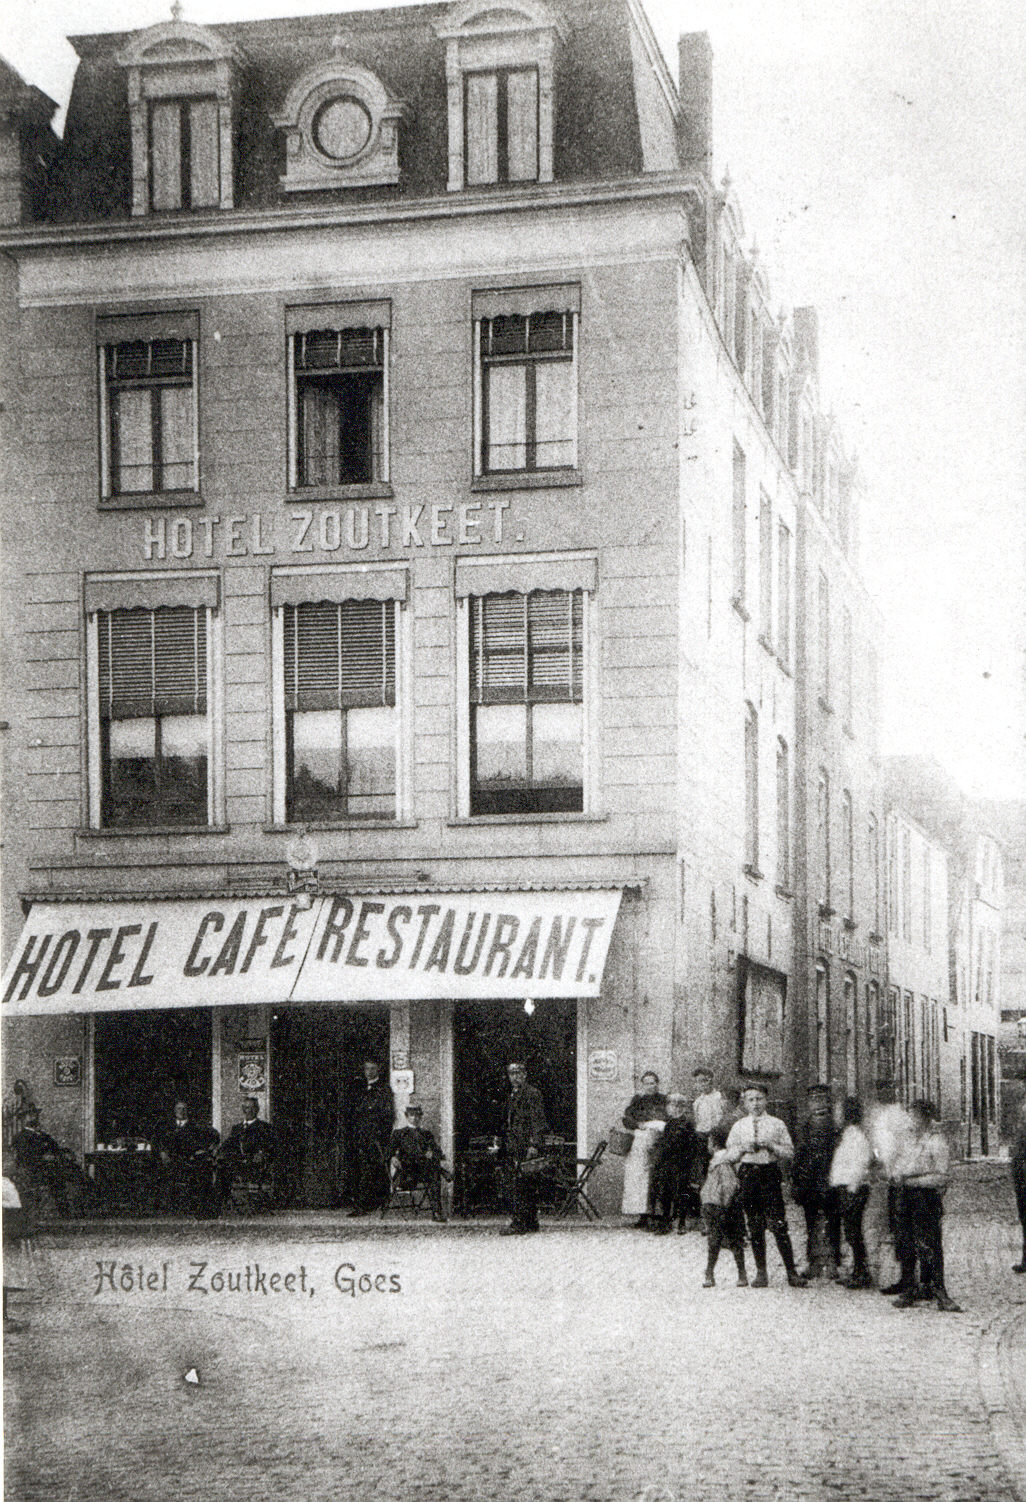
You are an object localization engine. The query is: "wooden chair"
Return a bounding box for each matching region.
[554,1139,607,1220]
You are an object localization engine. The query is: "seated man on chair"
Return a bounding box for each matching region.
[216,1098,276,1211]
[158,1100,219,1216]
[387,1102,450,1221]
[11,1108,87,1218]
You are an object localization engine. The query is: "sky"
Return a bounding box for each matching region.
[2,0,1025,801]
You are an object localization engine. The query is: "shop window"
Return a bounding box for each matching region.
[290,326,387,488]
[96,605,209,828]
[98,323,198,502]
[475,304,577,475]
[468,589,583,815]
[282,599,397,822]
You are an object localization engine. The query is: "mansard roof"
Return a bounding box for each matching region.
[44,0,665,223]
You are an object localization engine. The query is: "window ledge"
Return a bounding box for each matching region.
[818,902,836,918]
[288,481,394,503]
[99,491,203,511]
[743,864,764,882]
[757,632,775,656]
[731,597,750,622]
[843,916,858,932]
[262,820,417,833]
[776,656,792,677]
[818,695,834,715]
[868,931,885,946]
[449,811,607,827]
[77,824,230,839]
[774,884,794,900]
[471,470,582,493]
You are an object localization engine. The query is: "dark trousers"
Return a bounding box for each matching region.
[836,1185,870,1275]
[897,1185,947,1295]
[799,1188,842,1267]
[1013,1172,1026,1258]
[738,1163,798,1275]
[703,1202,746,1276]
[354,1143,389,1210]
[653,1161,690,1228]
[508,1164,540,1230]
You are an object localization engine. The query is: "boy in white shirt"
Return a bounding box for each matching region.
[725,1083,807,1288]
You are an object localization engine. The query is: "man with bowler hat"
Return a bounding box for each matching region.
[500,1061,548,1235]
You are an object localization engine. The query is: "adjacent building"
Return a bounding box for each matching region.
[1,0,902,1213]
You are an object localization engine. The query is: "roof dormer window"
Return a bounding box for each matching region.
[436,0,563,191]
[273,51,406,192]
[117,21,243,216]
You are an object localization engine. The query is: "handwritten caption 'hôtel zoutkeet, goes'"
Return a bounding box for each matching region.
[94,1261,402,1299]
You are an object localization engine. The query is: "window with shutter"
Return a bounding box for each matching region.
[96,606,208,828]
[468,590,583,815]
[479,311,575,473]
[149,97,220,211]
[282,599,397,821]
[464,67,539,186]
[103,338,196,497]
[292,327,386,487]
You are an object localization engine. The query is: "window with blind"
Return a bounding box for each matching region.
[97,606,208,828]
[468,589,583,815]
[479,311,575,473]
[292,327,386,487]
[149,97,220,211]
[283,599,396,821]
[103,338,196,496]
[464,67,539,185]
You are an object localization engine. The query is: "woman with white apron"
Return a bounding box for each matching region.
[621,1071,668,1227]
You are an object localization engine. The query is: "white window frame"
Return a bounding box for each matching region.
[472,309,579,478]
[98,335,200,502]
[269,567,411,826]
[286,325,390,492]
[85,573,223,830]
[454,556,595,818]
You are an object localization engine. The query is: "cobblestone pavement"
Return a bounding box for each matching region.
[5,1169,1026,1502]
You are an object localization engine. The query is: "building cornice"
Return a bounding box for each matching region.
[0,171,704,257]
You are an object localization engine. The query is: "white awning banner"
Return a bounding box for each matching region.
[1,890,623,1015]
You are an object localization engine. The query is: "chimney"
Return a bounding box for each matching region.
[793,305,820,381]
[0,60,58,226]
[678,32,712,174]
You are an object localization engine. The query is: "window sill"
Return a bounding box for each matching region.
[774,884,794,900]
[776,656,792,677]
[448,811,607,827]
[471,470,582,493]
[818,696,834,715]
[262,820,417,833]
[742,864,764,882]
[818,903,836,919]
[288,481,394,503]
[731,597,750,622]
[868,931,884,946]
[99,491,203,511]
[757,633,775,657]
[77,824,230,838]
[843,917,858,932]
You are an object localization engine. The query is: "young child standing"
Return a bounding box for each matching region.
[701,1124,748,1287]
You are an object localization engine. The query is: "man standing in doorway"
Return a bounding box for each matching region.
[350,1058,395,1215]
[726,1083,807,1288]
[501,1061,548,1235]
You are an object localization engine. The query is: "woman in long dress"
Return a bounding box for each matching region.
[621,1071,667,1227]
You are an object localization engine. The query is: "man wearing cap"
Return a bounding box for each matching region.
[791,1085,841,1278]
[891,1099,961,1312]
[387,1102,450,1222]
[350,1058,395,1215]
[501,1062,548,1235]
[725,1083,807,1287]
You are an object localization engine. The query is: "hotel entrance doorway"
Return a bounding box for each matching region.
[271,1006,390,1208]
[453,998,576,1151]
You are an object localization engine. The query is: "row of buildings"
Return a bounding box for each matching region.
[0,0,1003,1212]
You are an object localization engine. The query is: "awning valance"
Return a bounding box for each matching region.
[85,573,220,614]
[472,285,580,320]
[455,554,597,598]
[285,301,391,336]
[270,566,407,608]
[1,890,623,1015]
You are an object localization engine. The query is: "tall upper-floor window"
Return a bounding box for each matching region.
[98,313,199,504]
[150,98,220,211]
[922,844,932,951]
[469,589,583,815]
[776,520,792,668]
[868,813,881,934]
[817,769,831,909]
[287,306,390,490]
[474,288,578,476]
[732,442,747,606]
[465,67,539,184]
[842,789,854,922]
[901,824,912,941]
[817,570,831,704]
[758,489,773,642]
[84,572,221,830]
[775,738,790,889]
[842,606,854,729]
[744,702,759,871]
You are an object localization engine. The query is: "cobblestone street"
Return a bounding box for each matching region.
[5,1169,1026,1502]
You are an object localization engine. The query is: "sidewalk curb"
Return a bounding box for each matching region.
[979,1305,1026,1502]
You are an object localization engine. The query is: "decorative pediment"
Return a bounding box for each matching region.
[272,55,407,192]
[436,0,565,41]
[116,22,243,75]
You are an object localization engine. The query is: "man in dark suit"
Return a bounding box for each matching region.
[158,1100,219,1216]
[215,1097,276,1208]
[501,1061,548,1235]
[387,1102,450,1221]
[350,1059,395,1214]
[11,1108,87,1217]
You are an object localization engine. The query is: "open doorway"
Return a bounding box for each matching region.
[271,1006,390,1208]
[453,998,576,1152]
[94,1009,212,1144]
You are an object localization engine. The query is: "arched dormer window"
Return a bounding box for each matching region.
[435,0,564,191]
[117,21,244,216]
[272,52,407,192]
